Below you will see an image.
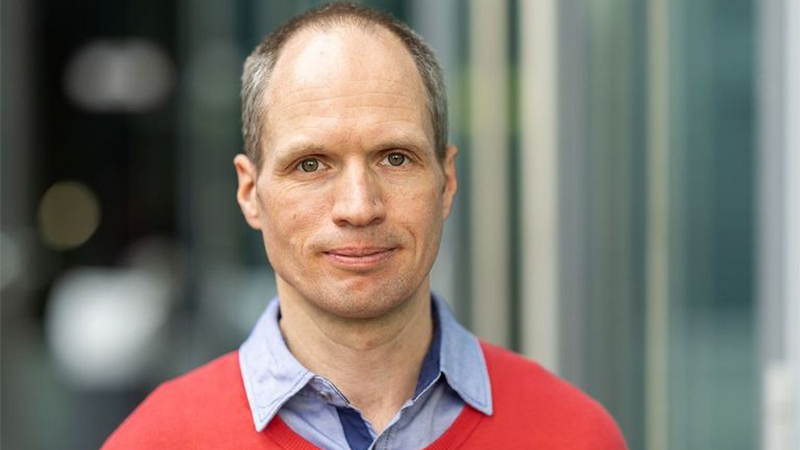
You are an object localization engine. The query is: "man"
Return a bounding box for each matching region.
[103,3,627,449]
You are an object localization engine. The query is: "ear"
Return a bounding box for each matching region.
[441,145,458,219]
[234,154,263,230]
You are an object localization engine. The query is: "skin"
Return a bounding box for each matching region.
[234,25,458,434]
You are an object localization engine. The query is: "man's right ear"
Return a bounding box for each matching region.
[233,154,262,230]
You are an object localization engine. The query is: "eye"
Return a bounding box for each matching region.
[385,153,408,167]
[298,158,322,173]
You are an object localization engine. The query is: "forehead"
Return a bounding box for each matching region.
[262,25,431,142]
[276,24,423,88]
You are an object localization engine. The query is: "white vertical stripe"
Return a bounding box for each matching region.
[645,0,670,449]
[783,0,800,445]
[519,0,560,371]
[760,0,800,448]
[468,0,510,347]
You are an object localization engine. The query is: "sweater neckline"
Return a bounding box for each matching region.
[263,405,485,450]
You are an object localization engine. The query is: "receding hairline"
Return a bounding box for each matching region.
[257,23,433,161]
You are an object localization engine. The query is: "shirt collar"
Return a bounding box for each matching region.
[433,293,493,416]
[238,294,493,432]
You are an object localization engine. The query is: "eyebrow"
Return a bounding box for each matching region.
[369,136,430,154]
[271,142,325,168]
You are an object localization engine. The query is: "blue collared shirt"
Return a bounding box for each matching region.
[239,294,492,450]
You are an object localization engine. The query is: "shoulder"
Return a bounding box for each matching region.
[478,342,628,450]
[100,351,256,450]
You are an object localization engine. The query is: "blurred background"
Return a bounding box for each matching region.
[2,0,798,449]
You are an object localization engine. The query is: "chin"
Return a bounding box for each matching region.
[307,278,423,320]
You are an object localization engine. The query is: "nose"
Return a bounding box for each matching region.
[331,164,386,227]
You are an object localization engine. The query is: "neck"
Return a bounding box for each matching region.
[277,280,434,434]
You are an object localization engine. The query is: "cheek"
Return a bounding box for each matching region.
[392,183,445,235]
[262,185,333,253]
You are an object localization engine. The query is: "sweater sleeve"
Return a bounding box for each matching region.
[475,342,630,450]
[578,400,629,450]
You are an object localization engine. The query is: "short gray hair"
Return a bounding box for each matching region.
[241,2,448,170]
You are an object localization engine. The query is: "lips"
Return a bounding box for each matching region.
[326,247,393,257]
[322,246,397,269]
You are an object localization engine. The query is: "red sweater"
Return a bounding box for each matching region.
[102,343,627,450]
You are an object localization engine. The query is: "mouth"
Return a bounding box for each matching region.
[322,247,397,270]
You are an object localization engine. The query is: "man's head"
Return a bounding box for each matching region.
[241,2,449,171]
[234,3,457,320]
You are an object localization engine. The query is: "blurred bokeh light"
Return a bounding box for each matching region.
[46,267,172,389]
[64,39,174,113]
[38,181,101,250]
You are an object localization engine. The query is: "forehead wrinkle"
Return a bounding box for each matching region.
[282,78,422,96]
[277,91,421,115]
[276,117,430,147]
[277,111,431,149]
[280,89,417,107]
[277,104,423,125]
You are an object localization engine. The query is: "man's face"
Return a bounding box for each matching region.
[235,26,457,320]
